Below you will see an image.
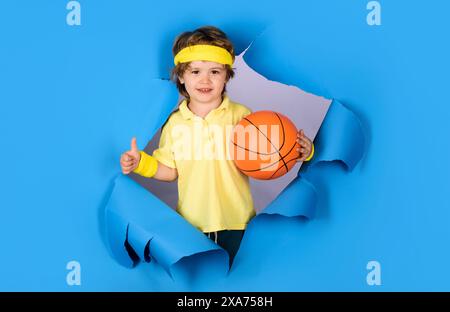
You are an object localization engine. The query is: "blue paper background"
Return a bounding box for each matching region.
[1,0,449,291]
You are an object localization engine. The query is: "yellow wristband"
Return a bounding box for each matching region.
[305,143,314,162]
[132,151,158,178]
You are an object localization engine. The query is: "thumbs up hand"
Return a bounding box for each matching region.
[120,137,142,174]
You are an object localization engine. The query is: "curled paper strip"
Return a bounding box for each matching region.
[105,175,230,277]
[104,99,364,277]
[306,99,365,170]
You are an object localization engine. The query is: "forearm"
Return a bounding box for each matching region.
[153,161,178,182]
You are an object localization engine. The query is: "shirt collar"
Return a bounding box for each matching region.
[179,95,230,120]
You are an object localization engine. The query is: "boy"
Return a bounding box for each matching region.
[120,26,313,265]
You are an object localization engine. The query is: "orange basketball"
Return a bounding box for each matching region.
[230,110,300,180]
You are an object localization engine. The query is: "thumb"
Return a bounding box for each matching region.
[130,137,138,153]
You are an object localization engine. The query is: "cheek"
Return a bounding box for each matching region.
[213,75,227,86]
[183,79,195,89]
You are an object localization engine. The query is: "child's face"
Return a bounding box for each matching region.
[179,61,227,104]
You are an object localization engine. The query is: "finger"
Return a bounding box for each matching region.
[121,159,136,166]
[121,158,135,165]
[296,132,310,142]
[126,150,138,158]
[121,166,133,173]
[123,163,136,170]
[296,137,310,147]
[131,137,138,153]
[297,129,304,138]
[297,147,309,156]
[121,162,134,169]
[296,147,305,155]
[122,155,131,162]
[304,148,311,157]
[124,152,136,161]
[122,164,135,172]
[297,146,308,160]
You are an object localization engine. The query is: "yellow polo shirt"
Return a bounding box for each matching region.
[138,95,255,233]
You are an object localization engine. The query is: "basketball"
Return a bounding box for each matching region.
[230,110,300,180]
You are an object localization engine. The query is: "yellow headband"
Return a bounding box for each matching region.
[174,44,233,66]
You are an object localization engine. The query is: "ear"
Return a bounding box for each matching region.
[178,76,184,84]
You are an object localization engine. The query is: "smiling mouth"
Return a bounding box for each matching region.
[197,88,213,93]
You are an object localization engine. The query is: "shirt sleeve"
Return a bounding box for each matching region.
[242,105,252,118]
[152,122,177,169]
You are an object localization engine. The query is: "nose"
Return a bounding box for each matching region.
[199,72,212,83]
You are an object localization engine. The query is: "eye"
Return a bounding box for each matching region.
[212,70,220,74]
[191,70,199,74]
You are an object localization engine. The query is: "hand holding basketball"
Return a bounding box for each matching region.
[296,129,313,162]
